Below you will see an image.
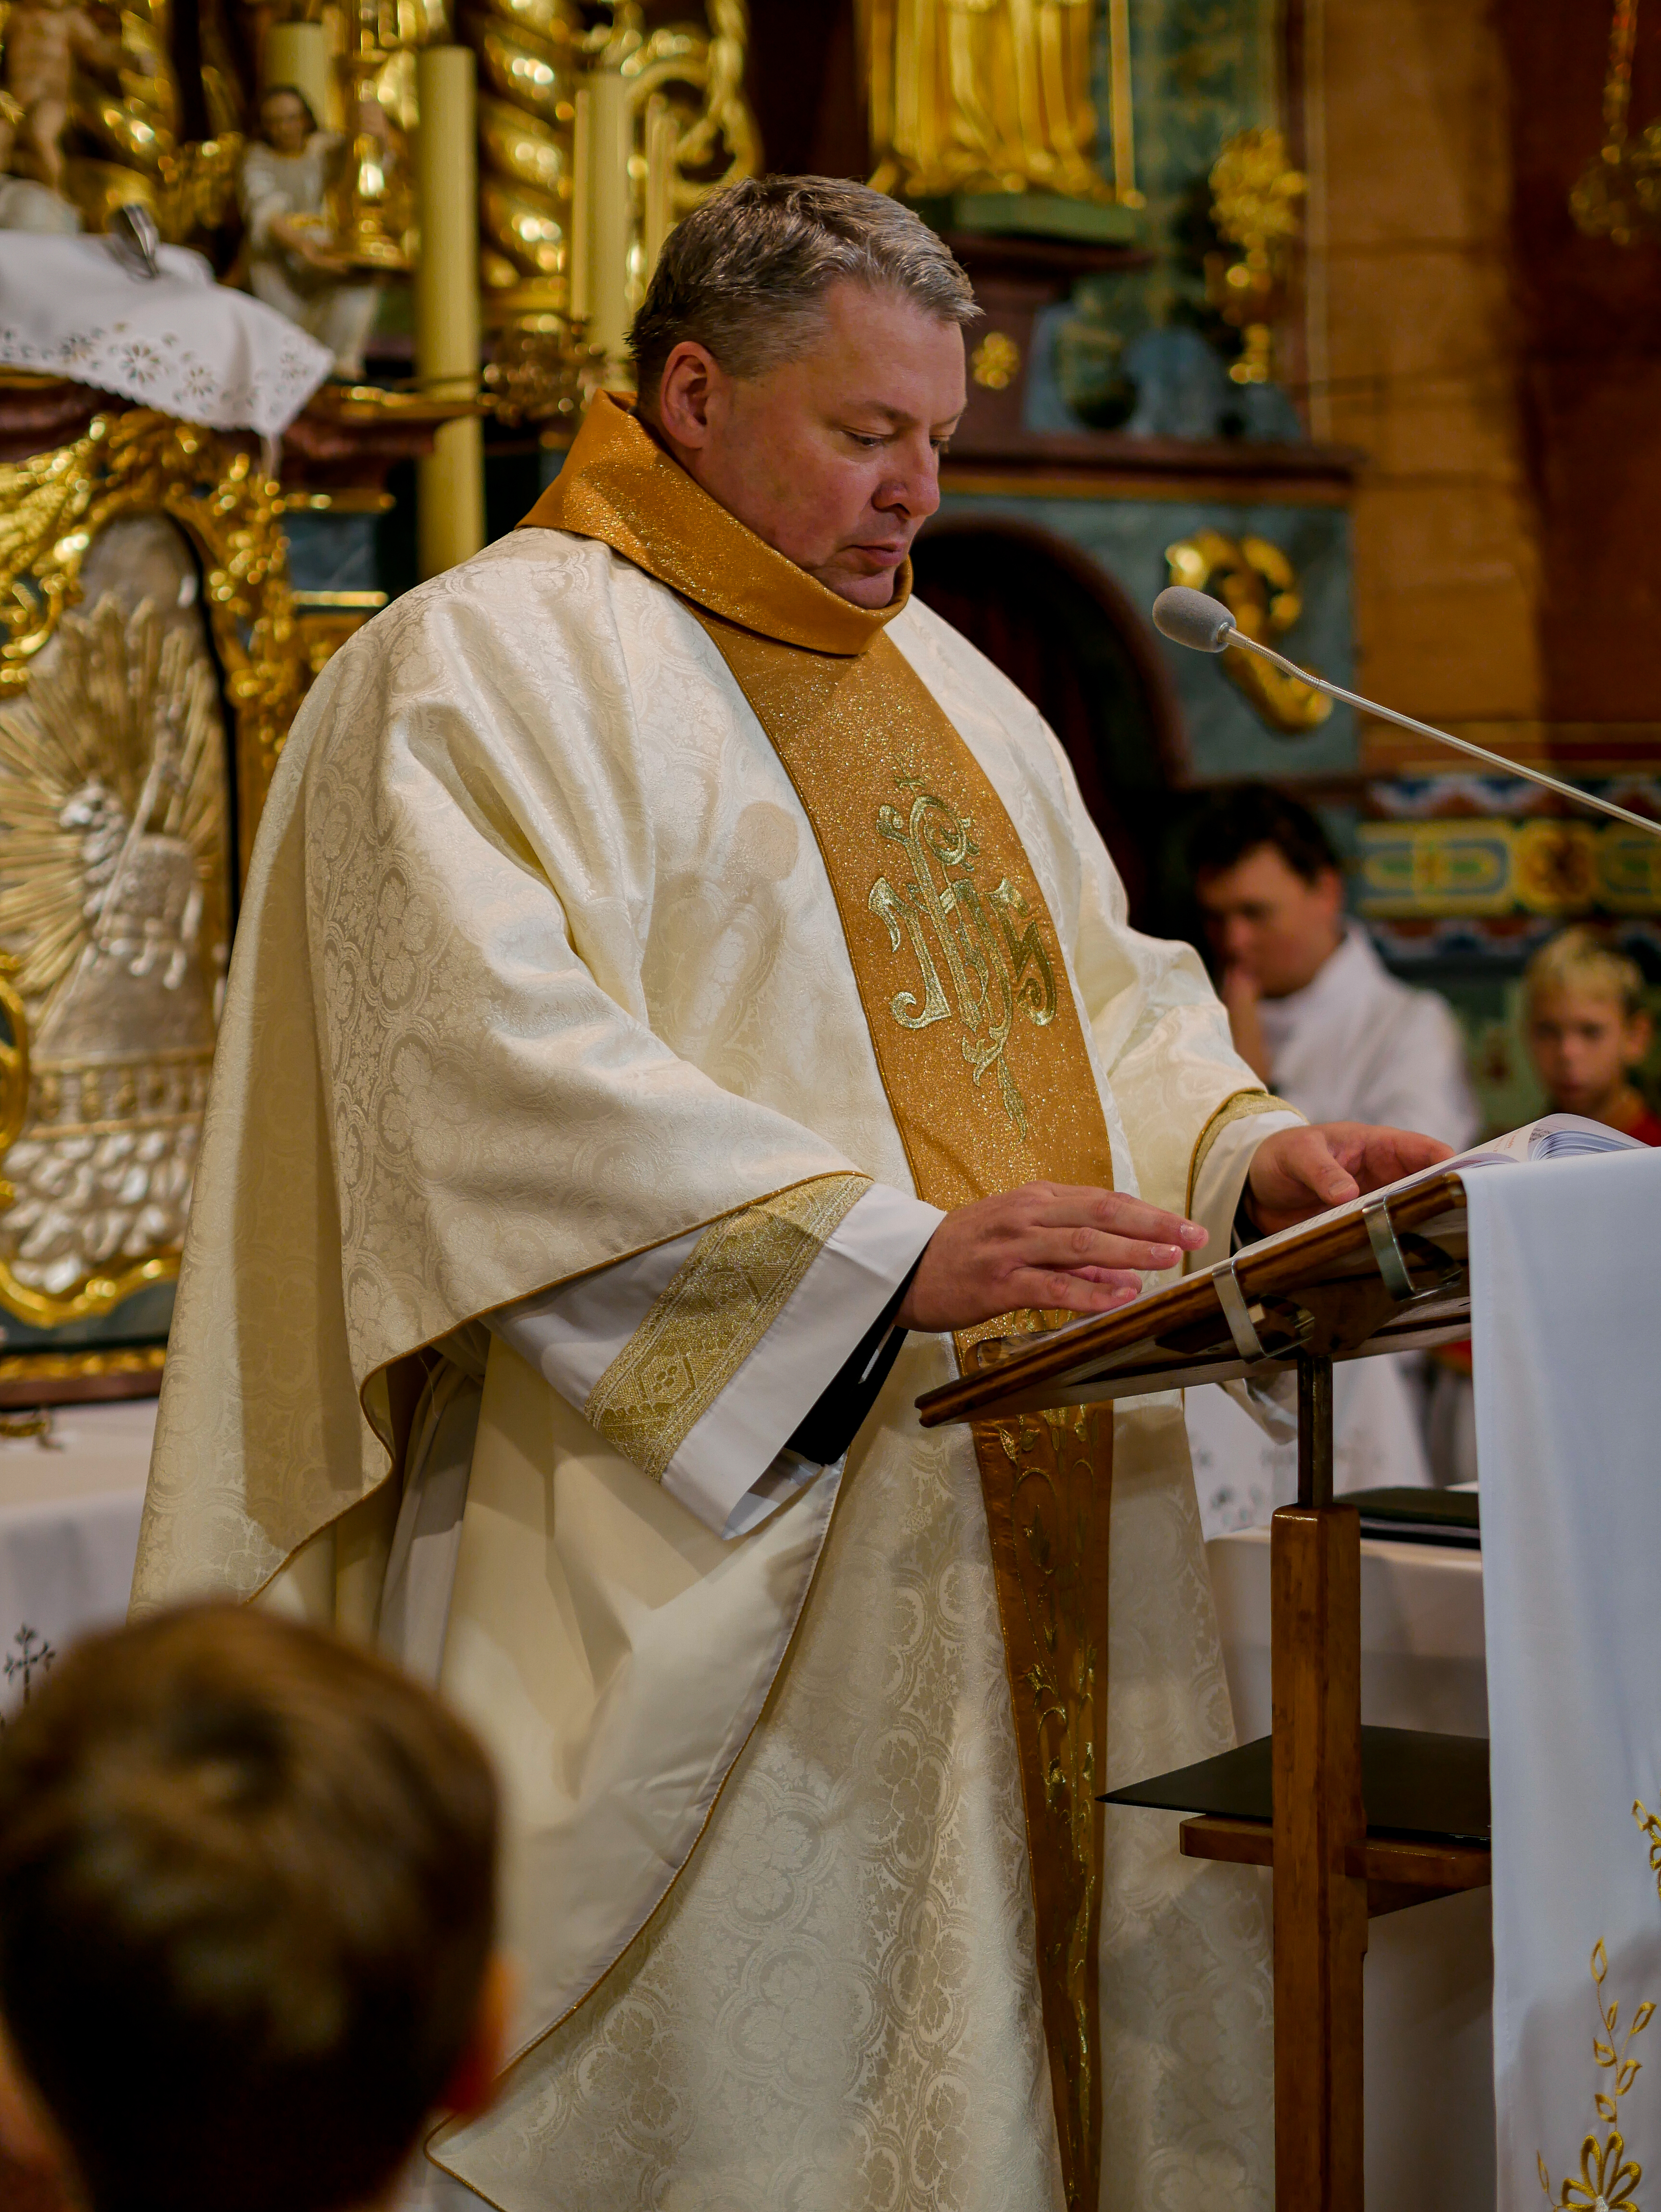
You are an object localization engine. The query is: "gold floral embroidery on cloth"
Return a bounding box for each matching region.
[870,778,1058,1136]
[585,1173,869,1480]
[1536,1799,1661,2209]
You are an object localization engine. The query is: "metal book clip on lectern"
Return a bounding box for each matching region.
[915,1168,1489,2212]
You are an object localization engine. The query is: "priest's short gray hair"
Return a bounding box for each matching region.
[629,176,979,411]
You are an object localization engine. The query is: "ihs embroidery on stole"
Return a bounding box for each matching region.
[869,776,1057,1139]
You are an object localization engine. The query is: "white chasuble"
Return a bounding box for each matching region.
[135,395,1283,2210]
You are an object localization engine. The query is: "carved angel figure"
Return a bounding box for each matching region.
[0,0,126,198]
[239,83,382,377]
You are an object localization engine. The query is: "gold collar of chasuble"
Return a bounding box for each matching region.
[523,395,1112,2207]
[519,390,911,653]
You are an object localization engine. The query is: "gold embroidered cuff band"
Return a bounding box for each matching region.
[1185,1086,1304,1217]
[584,1173,870,1481]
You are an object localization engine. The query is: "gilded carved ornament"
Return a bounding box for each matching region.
[467,0,757,403]
[1355,815,1661,923]
[0,0,246,242]
[0,411,299,873]
[0,409,299,1330]
[1164,528,1332,737]
[862,0,1138,208]
[969,327,1020,389]
[1571,0,1661,247]
[0,955,26,1207]
[1205,127,1305,390]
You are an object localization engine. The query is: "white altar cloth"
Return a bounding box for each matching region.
[0,237,332,434]
[1469,1147,1661,2212]
[0,1397,153,1716]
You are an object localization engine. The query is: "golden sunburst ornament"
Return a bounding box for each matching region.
[0,591,229,1318]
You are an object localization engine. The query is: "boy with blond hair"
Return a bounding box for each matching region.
[0,1606,509,2212]
[1524,924,1659,1145]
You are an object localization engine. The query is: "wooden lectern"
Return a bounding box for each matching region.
[916,1169,1490,2212]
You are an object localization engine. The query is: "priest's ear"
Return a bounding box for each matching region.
[656,340,726,448]
[438,1951,518,2120]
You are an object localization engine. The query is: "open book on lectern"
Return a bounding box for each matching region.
[913,1112,1645,1431]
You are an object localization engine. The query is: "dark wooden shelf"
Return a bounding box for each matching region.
[1101,1724,1490,1845]
[939,431,1361,503]
[1178,1815,1491,1919]
[940,230,1151,280]
[0,374,121,460]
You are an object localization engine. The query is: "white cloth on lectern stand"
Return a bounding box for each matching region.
[1469,1146,1661,2211]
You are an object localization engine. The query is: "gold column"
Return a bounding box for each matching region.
[262,22,336,126]
[415,46,485,578]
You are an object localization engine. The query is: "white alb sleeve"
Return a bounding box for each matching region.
[1187,1105,1305,1261]
[487,1182,942,1538]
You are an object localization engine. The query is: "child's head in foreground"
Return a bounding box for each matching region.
[0,1606,504,2212]
[1523,925,1654,1128]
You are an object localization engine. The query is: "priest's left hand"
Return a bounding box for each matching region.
[1244,1122,1453,1237]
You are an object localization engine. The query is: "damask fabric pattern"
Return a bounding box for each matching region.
[431,1384,1271,2212]
[1096,1402,1276,2208]
[139,523,1279,2206]
[0,236,332,434]
[435,1345,1061,2212]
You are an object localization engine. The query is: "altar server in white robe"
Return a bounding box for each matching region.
[132,179,1450,2212]
[1186,786,1479,1526]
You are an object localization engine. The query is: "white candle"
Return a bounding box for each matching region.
[587,58,633,387]
[262,21,334,132]
[569,85,592,326]
[414,45,485,578]
[643,94,675,286]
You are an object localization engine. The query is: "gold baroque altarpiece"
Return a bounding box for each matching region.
[0,408,299,1342]
[862,0,1137,207]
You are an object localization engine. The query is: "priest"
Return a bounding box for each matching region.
[133,176,1448,2212]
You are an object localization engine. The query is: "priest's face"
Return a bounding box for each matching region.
[651,281,967,608]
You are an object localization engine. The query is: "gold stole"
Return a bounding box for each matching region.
[523,397,1112,2206]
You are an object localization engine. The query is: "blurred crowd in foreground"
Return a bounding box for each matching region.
[0,1607,507,2212]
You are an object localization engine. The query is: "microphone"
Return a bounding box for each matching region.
[1150,586,1661,840]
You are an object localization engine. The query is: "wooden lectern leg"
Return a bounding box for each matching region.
[1272,1354,1367,2211]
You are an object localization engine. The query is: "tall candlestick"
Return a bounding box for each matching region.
[643,94,675,286]
[262,21,334,130]
[569,85,592,327]
[587,56,633,389]
[414,45,484,579]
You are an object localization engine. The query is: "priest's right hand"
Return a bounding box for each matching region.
[895,1183,1209,1333]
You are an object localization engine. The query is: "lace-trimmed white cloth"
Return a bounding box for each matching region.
[0,234,333,435]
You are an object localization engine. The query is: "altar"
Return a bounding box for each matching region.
[0,1398,154,1718]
